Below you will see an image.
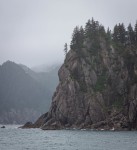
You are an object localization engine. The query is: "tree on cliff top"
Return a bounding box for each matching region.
[64,43,68,56]
[70,26,84,50]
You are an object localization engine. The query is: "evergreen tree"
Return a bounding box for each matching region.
[64,43,68,56]
[113,24,119,42]
[79,26,85,46]
[70,26,84,50]
[113,23,126,44]
[91,18,98,34]
[84,18,100,39]
[134,21,137,44]
[99,25,106,36]
[127,23,135,45]
[70,26,80,49]
[118,23,126,44]
[85,19,92,38]
[106,27,112,42]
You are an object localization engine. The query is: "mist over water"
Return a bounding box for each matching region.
[0,125,137,150]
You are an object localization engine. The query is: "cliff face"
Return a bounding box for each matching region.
[27,20,137,130]
[29,38,137,130]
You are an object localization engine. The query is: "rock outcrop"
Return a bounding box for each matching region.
[23,20,137,130]
[0,61,59,124]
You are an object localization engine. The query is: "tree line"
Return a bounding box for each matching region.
[113,23,137,46]
[64,18,137,54]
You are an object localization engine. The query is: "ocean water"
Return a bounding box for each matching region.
[0,125,137,150]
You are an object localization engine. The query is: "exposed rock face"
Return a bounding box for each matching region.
[24,22,137,130]
[26,37,137,130]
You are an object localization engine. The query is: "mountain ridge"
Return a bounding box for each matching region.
[0,61,59,124]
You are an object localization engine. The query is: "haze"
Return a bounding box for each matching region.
[0,0,137,67]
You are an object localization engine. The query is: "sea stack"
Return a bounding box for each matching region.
[24,19,137,130]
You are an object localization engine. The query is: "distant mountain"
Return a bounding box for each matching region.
[20,63,60,94]
[0,61,59,124]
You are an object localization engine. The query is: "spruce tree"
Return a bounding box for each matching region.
[85,19,92,38]
[84,18,100,39]
[134,21,137,44]
[113,24,119,42]
[99,25,106,36]
[79,26,85,47]
[119,23,126,44]
[113,23,126,44]
[127,23,135,45]
[70,26,80,49]
[91,18,97,34]
[64,43,68,56]
[70,26,84,50]
[106,27,112,42]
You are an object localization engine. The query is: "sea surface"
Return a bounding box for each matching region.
[0,125,137,150]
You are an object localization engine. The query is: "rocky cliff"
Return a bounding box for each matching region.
[25,19,137,130]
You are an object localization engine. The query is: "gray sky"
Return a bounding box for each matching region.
[0,0,137,67]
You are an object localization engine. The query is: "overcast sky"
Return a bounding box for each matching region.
[0,0,137,67]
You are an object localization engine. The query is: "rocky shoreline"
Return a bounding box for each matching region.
[21,110,133,131]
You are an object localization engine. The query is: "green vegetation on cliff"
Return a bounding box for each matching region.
[70,18,137,53]
[68,18,137,95]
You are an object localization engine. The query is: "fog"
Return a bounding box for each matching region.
[0,0,137,67]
